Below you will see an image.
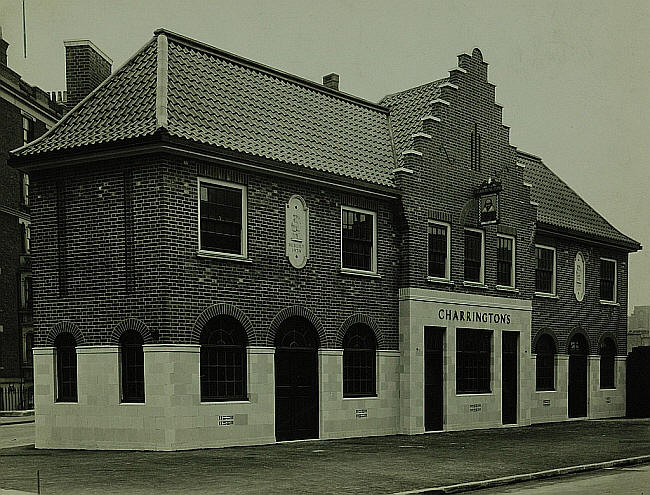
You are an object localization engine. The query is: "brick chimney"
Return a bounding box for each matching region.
[64,39,112,108]
[0,27,9,66]
[323,73,339,91]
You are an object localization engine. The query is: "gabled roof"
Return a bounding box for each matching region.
[519,152,640,250]
[13,29,396,188]
[379,79,447,162]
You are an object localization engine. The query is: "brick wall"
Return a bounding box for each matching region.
[532,234,628,354]
[391,49,538,301]
[65,44,111,109]
[30,156,399,349]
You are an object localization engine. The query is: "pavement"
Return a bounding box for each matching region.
[0,418,648,494]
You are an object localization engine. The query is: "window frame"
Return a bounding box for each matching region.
[599,258,617,303]
[463,228,485,285]
[342,324,377,398]
[197,178,248,260]
[22,114,35,145]
[340,205,377,275]
[535,244,556,296]
[19,219,31,254]
[20,273,33,310]
[496,233,515,289]
[200,317,248,403]
[456,328,492,394]
[54,333,78,403]
[427,220,451,281]
[21,173,29,207]
[22,329,34,368]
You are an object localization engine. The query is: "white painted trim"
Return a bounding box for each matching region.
[431,98,450,106]
[340,205,377,275]
[535,244,556,296]
[599,257,617,303]
[340,268,382,278]
[197,178,248,259]
[464,227,485,285]
[398,288,533,311]
[496,286,519,293]
[496,233,516,289]
[197,250,251,262]
[412,132,432,139]
[402,150,422,156]
[534,293,559,299]
[427,220,451,281]
[427,277,454,285]
[599,300,620,307]
[439,82,459,90]
[523,182,532,188]
[516,162,526,168]
[143,344,200,353]
[76,346,120,354]
[421,115,441,122]
[392,167,414,174]
[450,67,467,73]
[530,201,539,206]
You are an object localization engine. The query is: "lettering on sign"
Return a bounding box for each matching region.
[218,415,234,426]
[438,309,511,325]
[469,403,482,412]
[574,252,585,302]
[286,195,309,268]
[355,409,368,418]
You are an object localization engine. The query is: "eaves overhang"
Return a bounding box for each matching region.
[536,221,641,253]
[8,131,400,200]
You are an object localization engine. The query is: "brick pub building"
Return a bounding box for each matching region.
[9,30,640,449]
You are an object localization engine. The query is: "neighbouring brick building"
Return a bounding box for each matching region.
[9,29,641,450]
[0,30,110,409]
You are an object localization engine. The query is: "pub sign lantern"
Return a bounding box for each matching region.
[475,179,502,225]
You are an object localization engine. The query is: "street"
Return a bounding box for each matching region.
[476,464,650,495]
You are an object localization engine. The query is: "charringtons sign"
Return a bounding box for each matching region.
[437,308,512,325]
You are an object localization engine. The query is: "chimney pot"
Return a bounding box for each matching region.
[323,73,339,91]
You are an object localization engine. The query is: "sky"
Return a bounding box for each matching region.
[1,0,648,311]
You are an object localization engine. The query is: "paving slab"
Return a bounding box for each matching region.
[0,419,648,494]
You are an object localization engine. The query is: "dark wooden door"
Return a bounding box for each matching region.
[274,317,319,442]
[502,332,518,425]
[424,327,444,431]
[568,335,588,418]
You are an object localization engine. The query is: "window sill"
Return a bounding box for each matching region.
[534,292,558,299]
[599,387,616,391]
[197,250,251,263]
[496,285,519,293]
[340,268,381,279]
[342,395,379,400]
[120,401,145,405]
[201,400,251,405]
[54,401,78,404]
[427,277,453,285]
[463,281,487,289]
[599,300,620,306]
[535,389,557,393]
[455,392,492,396]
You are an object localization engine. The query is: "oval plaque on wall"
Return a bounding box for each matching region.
[574,251,585,302]
[286,195,309,268]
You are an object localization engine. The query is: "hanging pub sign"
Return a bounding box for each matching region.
[574,251,585,302]
[286,195,309,268]
[475,179,502,225]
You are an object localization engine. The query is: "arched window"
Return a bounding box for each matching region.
[120,330,145,403]
[600,338,616,389]
[535,334,556,391]
[200,316,247,401]
[343,324,377,398]
[54,333,77,402]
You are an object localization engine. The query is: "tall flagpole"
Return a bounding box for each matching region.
[22,0,27,58]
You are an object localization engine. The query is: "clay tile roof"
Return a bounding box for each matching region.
[379,78,447,162]
[519,152,640,250]
[14,30,396,188]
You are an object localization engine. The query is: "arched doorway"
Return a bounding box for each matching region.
[568,334,588,418]
[274,316,319,441]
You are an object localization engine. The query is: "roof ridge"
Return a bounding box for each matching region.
[155,32,169,129]
[537,160,638,246]
[154,27,389,114]
[11,36,158,156]
[380,77,449,103]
